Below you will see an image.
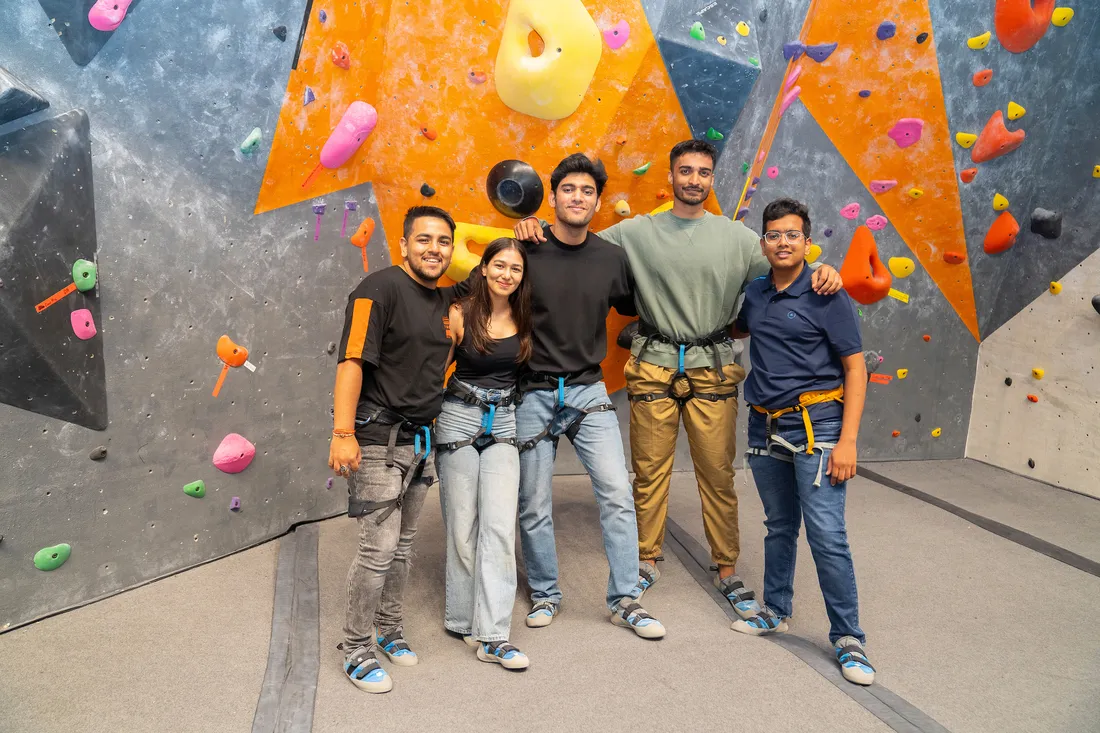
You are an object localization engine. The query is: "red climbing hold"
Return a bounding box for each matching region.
[960,167,977,184]
[971,110,1025,164]
[995,0,1055,54]
[983,211,1020,254]
[892,431,901,437]
[1027,394,1039,403]
[421,127,438,141]
[923,334,931,342]
[331,41,351,69]
[972,69,993,87]
[943,251,967,265]
[840,226,893,305]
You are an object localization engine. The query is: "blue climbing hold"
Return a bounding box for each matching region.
[824,228,833,237]
[304,86,316,106]
[858,89,872,98]
[804,42,838,62]
[318,9,327,22]
[876,21,896,41]
[783,41,805,61]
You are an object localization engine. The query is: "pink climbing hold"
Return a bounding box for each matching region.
[840,202,861,220]
[780,86,802,115]
[320,101,378,169]
[869,179,898,194]
[88,0,133,31]
[603,20,630,50]
[887,118,924,148]
[71,309,97,340]
[757,150,767,162]
[213,433,256,474]
[766,166,779,179]
[784,65,803,92]
[866,214,889,231]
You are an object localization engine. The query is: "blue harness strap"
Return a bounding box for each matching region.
[677,344,686,375]
[483,404,497,435]
[557,377,565,408]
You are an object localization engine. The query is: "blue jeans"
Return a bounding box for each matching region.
[516,381,639,609]
[434,382,520,642]
[746,413,865,644]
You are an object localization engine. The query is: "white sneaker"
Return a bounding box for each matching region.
[835,636,875,685]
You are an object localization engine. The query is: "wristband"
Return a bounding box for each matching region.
[332,430,356,438]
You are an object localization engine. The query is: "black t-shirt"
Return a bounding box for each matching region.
[453,331,520,390]
[338,266,454,445]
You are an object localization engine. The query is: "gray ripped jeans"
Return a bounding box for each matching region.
[343,444,435,659]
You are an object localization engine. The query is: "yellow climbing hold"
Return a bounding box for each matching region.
[1032,368,1045,380]
[494,0,602,120]
[967,31,991,50]
[717,35,727,46]
[1049,281,1063,295]
[931,427,942,438]
[955,132,978,148]
[993,193,1009,211]
[806,244,822,263]
[446,222,514,281]
[1007,101,1026,120]
[736,21,750,36]
[888,257,915,278]
[897,369,908,379]
[614,199,631,216]
[1051,8,1074,27]
[908,188,924,199]
[1093,165,1100,178]
[649,200,674,215]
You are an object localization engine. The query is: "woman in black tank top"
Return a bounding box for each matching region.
[434,238,533,669]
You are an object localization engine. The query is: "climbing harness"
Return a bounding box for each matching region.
[629,322,739,406]
[347,404,433,523]
[436,380,518,453]
[746,386,845,487]
[516,376,616,453]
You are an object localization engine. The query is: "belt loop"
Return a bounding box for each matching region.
[557,377,565,409]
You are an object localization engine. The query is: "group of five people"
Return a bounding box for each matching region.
[326,139,875,694]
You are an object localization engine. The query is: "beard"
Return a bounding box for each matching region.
[409,256,445,283]
[674,185,709,205]
[556,205,597,228]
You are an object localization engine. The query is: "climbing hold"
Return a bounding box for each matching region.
[783,41,805,61]
[992,193,1009,211]
[312,203,326,242]
[1027,394,1039,403]
[752,176,761,185]
[88,0,132,31]
[784,65,803,91]
[616,137,628,146]
[447,222,513,280]
[212,335,253,398]
[33,544,72,571]
[892,430,901,437]
[931,427,942,437]
[351,217,375,248]
[869,179,897,193]
[304,87,316,107]
[983,211,1020,254]
[866,215,889,231]
[1032,368,1044,380]
[214,433,256,474]
[915,413,922,421]
[766,166,779,180]
[419,126,438,141]
[760,8,768,22]
[1028,458,1035,469]
[420,183,435,197]
[340,200,357,238]
[273,26,288,42]
[805,43,839,62]
[736,21,750,36]
[735,208,749,221]
[973,69,993,87]
[840,202,861,220]
[615,200,631,217]
[960,168,978,183]
[1094,166,1100,178]
[486,159,544,218]
[716,36,727,46]
[1051,8,1074,26]
[1005,377,1013,386]
[943,251,967,264]
[331,41,351,69]
[745,186,758,199]
[806,244,822,263]
[887,118,924,148]
[1093,295,1100,315]
[967,31,992,50]
[468,70,488,85]
[916,32,929,44]
[690,22,705,41]
[995,0,1056,53]
[1030,208,1062,239]
[748,57,760,67]
[740,162,750,174]
[633,162,651,175]
[183,480,206,498]
[888,257,915,278]
[71,309,97,340]
[858,90,872,98]
[1048,281,1062,294]
[240,128,262,155]
[318,9,327,22]
[840,225,892,304]
[89,446,107,461]
[706,127,724,141]
[603,20,630,50]
[326,341,338,355]
[758,151,767,162]
[780,86,802,115]
[230,497,241,511]
[971,110,1025,163]
[876,21,897,40]
[897,369,909,379]
[656,190,669,200]
[908,188,924,199]
[326,477,334,489]
[955,132,978,148]
[922,334,931,342]
[1007,101,1026,120]
[823,228,833,238]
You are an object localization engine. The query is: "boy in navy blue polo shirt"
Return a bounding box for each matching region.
[730,198,874,686]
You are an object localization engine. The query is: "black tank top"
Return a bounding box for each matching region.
[453,330,520,390]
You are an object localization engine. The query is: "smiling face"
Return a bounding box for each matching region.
[480,245,524,298]
[669,151,714,206]
[549,172,601,228]
[761,213,811,271]
[400,216,454,284]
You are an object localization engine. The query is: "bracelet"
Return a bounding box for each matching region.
[332,430,356,438]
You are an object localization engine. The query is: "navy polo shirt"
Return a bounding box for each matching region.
[734,264,862,423]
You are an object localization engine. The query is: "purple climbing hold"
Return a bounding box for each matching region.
[312,204,326,215]
[736,207,750,220]
[751,176,760,185]
[304,86,317,106]
[804,42,838,62]
[230,497,241,511]
[887,118,924,148]
[876,21,896,41]
[326,477,334,489]
[783,41,805,61]
[858,89,872,98]
[318,9,327,22]
[746,186,758,197]
[824,228,833,238]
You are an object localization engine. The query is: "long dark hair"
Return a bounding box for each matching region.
[457,238,533,362]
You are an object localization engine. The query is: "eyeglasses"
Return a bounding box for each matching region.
[764,230,806,244]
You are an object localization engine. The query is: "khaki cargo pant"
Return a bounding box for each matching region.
[625,358,746,568]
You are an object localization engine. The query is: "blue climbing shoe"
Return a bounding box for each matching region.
[610,597,666,639]
[343,649,392,693]
[477,641,530,670]
[714,574,762,620]
[730,606,788,636]
[633,561,660,599]
[835,636,875,685]
[526,600,558,628]
[376,628,418,667]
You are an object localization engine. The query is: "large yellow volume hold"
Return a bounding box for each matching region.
[446,222,514,281]
[495,0,603,121]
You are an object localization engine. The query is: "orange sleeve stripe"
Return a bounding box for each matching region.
[345,298,373,360]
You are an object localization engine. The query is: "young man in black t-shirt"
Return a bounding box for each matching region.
[329,206,456,694]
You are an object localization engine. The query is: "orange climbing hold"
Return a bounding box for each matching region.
[972,69,993,87]
[972,110,1026,164]
[994,0,1055,54]
[892,430,901,437]
[983,211,1020,254]
[923,334,931,342]
[840,225,893,305]
[1027,394,1039,403]
[331,41,351,69]
[656,189,669,200]
[420,127,438,141]
[944,251,967,265]
[960,167,977,183]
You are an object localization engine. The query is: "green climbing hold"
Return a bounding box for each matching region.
[690,22,705,41]
[858,308,864,317]
[183,480,206,498]
[72,259,97,292]
[748,57,760,67]
[34,543,72,571]
[741,162,750,173]
[632,162,652,175]
[240,127,262,155]
[706,128,724,141]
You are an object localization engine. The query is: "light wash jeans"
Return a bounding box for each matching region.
[516,381,639,609]
[434,382,520,642]
[746,413,865,644]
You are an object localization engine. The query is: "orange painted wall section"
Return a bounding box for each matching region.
[256,1,716,392]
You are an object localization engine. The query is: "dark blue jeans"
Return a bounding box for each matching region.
[746,413,865,644]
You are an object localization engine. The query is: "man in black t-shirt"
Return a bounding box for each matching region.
[328,206,456,694]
